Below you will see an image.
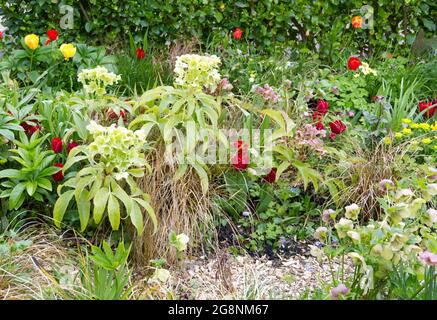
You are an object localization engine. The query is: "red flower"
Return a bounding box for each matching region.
[329,132,337,140]
[312,111,323,121]
[315,121,325,131]
[231,139,249,170]
[52,163,64,182]
[317,99,329,115]
[21,122,41,136]
[44,39,51,45]
[0,31,3,40]
[136,48,145,60]
[232,153,249,170]
[419,101,436,118]
[51,137,63,153]
[329,120,347,135]
[233,28,242,40]
[263,168,277,183]
[106,108,127,121]
[347,56,361,71]
[67,140,78,154]
[47,29,58,41]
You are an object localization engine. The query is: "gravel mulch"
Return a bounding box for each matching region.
[172,247,354,300]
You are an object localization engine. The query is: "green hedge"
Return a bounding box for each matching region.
[1,0,435,55]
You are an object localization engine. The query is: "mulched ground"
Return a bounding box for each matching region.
[171,245,353,300]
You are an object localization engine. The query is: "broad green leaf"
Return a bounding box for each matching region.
[9,182,26,209]
[76,189,91,232]
[53,190,75,228]
[130,201,144,235]
[107,194,120,230]
[93,187,110,224]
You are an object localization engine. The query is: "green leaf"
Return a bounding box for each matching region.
[0,169,24,180]
[53,190,75,228]
[130,201,144,235]
[76,189,91,232]
[37,177,52,191]
[93,187,110,224]
[9,182,26,209]
[134,197,157,233]
[107,194,120,231]
[25,181,37,196]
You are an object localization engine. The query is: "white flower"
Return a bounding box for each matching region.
[345,203,361,220]
[335,218,354,238]
[347,231,361,244]
[314,226,328,241]
[152,268,170,282]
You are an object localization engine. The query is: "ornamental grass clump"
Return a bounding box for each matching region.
[53,121,156,235]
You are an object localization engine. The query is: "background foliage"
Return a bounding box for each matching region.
[1,0,435,57]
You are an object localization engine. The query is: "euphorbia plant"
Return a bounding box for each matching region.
[53,121,156,234]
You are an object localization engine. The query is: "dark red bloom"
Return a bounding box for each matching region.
[47,29,58,41]
[329,120,347,135]
[329,132,337,140]
[44,39,51,45]
[107,108,127,121]
[312,111,323,121]
[0,31,4,40]
[419,101,436,118]
[347,56,361,71]
[67,140,78,154]
[315,121,325,131]
[264,168,277,183]
[233,28,242,40]
[21,122,41,136]
[136,48,145,60]
[231,153,249,170]
[52,163,64,182]
[51,137,63,153]
[231,139,249,170]
[317,99,329,115]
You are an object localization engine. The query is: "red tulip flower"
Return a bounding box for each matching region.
[44,39,51,45]
[419,101,436,118]
[329,132,337,140]
[67,140,78,154]
[347,56,361,71]
[231,139,249,170]
[264,168,277,183]
[329,120,347,135]
[136,48,145,60]
[317,99,329,115]
[312,111,323,121]
[232,153,249,170]
[52,163,64,182]
[51,137,63,153]
[0,31,4,40]
[233,28,242,40]
[21,122,41,136]
[315,121,325,131]
[47,29,58,41]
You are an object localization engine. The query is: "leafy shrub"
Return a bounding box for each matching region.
[1,1,435,58]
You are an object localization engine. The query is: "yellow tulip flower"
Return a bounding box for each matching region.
[60,43,76,60]
[24,34,39,50]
